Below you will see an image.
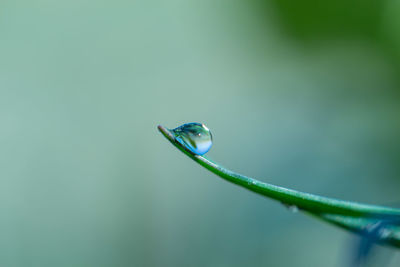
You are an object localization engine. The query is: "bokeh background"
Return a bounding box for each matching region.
[1,0,400,266]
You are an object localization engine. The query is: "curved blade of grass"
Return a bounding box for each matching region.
[158,125,400,219]
[158,125,400,218]
[158,124,400,248]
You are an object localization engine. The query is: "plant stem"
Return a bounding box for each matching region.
[158,124,400,247]
[158,125,400,218]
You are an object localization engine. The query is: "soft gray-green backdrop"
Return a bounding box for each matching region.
[1,0,400,266]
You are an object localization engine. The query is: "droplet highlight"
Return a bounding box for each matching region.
[171,123,213,155]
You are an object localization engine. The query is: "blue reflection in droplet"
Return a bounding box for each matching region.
[171,123,213,155]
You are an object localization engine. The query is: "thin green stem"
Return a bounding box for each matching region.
[158,124,400,248]
[158,125,400,218]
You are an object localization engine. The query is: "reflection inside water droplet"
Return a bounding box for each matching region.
[171,123,213,155]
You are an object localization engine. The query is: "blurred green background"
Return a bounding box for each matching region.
[1,0,400,266]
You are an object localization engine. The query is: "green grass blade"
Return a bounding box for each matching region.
[158,125,400,218]
[158,124,400,248]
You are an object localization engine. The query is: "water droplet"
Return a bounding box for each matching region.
[363,221,392,240]
[288,205,299,213]
[282,203,299,213]
[171,123,213,155]
[378,228,391,239]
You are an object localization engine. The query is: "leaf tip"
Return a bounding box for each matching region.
[157,124,175,142]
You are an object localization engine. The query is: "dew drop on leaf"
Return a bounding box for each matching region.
[288,205,299,213]
[282,203,299,213]
[171,123,213,155]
